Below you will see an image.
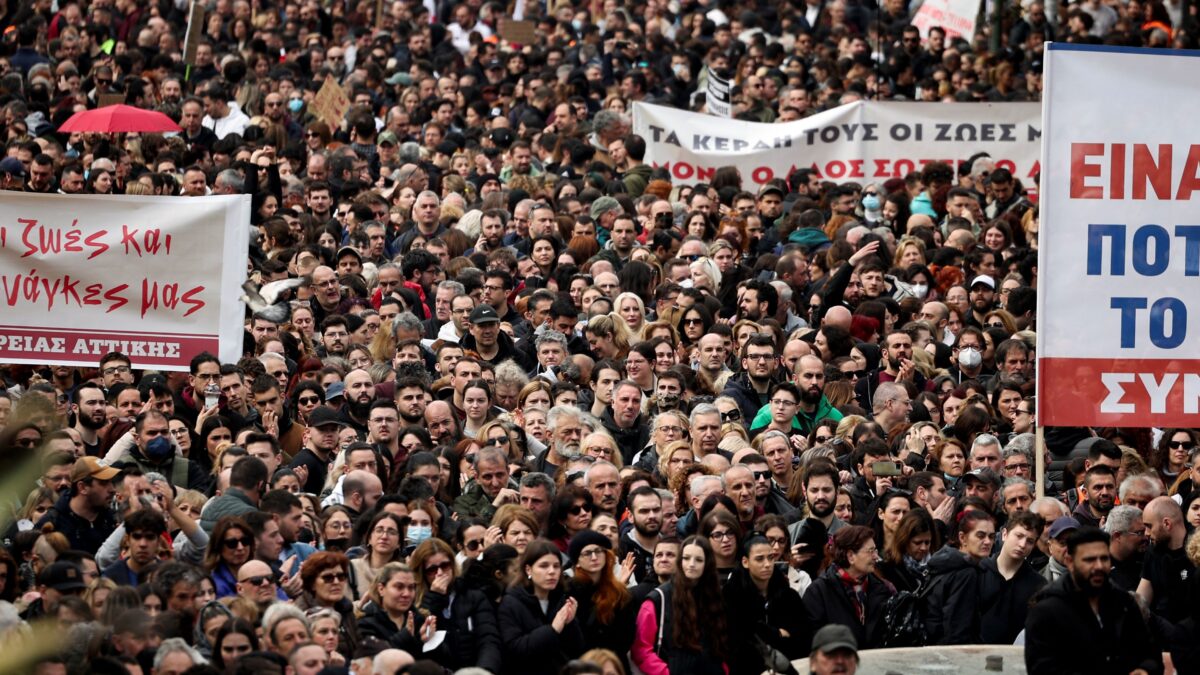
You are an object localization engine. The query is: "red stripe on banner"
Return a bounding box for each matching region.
[0,327,217,371]
[1039,357,1200,427]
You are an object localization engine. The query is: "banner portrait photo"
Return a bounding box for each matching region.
[633,100,1041,190]
[0,193,250,371]
[1039,44,1200,427]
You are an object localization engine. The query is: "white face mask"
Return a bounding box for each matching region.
[911,284,929,300]
[958,347,982,370]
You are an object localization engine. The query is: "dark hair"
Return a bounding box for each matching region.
[212,618,260,671]
[548,485,594,540]
[671,536,728,659]
[828,524,875,568]
[1065,526,1110,554]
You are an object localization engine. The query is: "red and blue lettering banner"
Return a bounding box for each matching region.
[0,193,250,371]
[632,100,1041,191]
[1038,44,1200,426]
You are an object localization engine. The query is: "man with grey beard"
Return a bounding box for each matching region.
[533,406,587,475]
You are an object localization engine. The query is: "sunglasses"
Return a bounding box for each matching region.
[681,254,702,262]
[297,396,321,405]
[223,536,253,549]
[814,435,832,444]
[424,561,453,575]
[319,571,348,583]
[720,409,741,422]
[568,503,593,516]
[1170,441,1197,450]
[683,318,704,326]
[752,470,772,481]
[465,539,484,551]
[239,574,276,586]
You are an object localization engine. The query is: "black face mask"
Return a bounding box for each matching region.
[298,527,315,545]
[324,538,349,552]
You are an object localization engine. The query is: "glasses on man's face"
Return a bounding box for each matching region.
[770,398,797,407]
[239,574,276,586]
[103,365,132,376]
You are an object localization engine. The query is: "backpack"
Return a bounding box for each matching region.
[881,579,933,647]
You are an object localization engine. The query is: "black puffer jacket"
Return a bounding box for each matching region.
[356,604,429,654]
[724,566,814,675]
[498,585,586,675]
[802,564,894,650]
[420,579,503,673]
[923,545,984,645]
[600,408,651,464]
[567,576,637,664]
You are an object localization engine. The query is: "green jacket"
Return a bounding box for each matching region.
[621,163,653,198]
[749,395,843,436]
[452,477,519,520]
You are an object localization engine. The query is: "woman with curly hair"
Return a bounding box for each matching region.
[631,535,729,674]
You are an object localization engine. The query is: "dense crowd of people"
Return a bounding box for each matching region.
[0,0,1197,674]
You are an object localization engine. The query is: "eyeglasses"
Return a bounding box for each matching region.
[297,396,321,405]
[568,503,593,516]
[318,571,348,583]
[844,369,867,379]
[265,100,283,107]
[710,530,736,540]
[327,521,352,531]
[465,539,484,551]
[720,409,741,422]
[578,547,607,559]
[305,132,321,138]
[752,470,772,481]
[424,561,453,575]
[239,574,276,586]
[814,435,831,444]
[986,322,1006,329]
[222,536,253,549]
[745,354,775,361]
[103,365,132,375]
[681,254,702,262]
[487,437,508,447]
[1170,441,1197,450]
[770,399,797,407]
[1006,462,1031,471]
[683,318,704,326]
[658,425,684,435]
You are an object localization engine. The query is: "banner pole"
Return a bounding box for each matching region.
[1035,426,1045,500]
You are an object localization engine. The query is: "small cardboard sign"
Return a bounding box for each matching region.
[499,19,537,45]
[182,0,206,66]
[313,75,351,127]
[97,93,125,108]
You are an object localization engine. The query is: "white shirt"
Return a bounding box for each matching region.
[202,101,251,139]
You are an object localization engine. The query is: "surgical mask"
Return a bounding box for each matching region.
[958,347,982,370]
[288,98,303,113]
[144,436,174,462]
[572,19,583,31]
[911,283,929,299]
[672,63,688,78]
[407,524,432,546]
[862,194,881,211]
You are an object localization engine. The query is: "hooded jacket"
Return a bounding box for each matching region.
[600,407,651,465]
[622,163,653,198]
[461,329,533,371]
[749,394,844,436]
[923,545,984,645]
[1025,573,1162,675]
[721,371,775,426]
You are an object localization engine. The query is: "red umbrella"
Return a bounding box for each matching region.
[58,104,181,134]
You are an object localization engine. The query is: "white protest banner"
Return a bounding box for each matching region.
[705,66,731,118]
[0,193,250,371]
[912,0,981,40]
[633,100,1040,190]
[1038,44,1200,427]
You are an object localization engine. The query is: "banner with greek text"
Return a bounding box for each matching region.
[632,100,1041,191]
[911,0,981,41]
[1038,44,1200,427]
[0,193,250,371]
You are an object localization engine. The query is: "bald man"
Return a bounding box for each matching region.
[824,305,852,331]
[1137,496,1193,622]
[236,559,278,612]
